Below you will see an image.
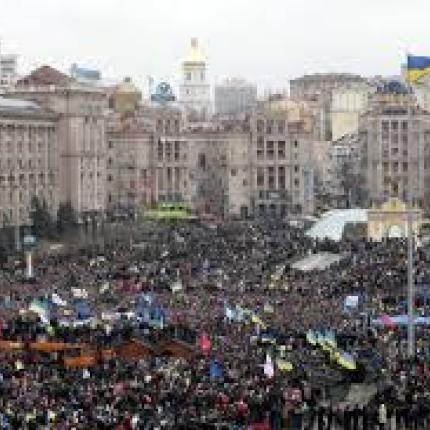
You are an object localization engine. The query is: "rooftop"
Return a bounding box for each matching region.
[17,65,72,87]
[182,38,206,65]
[0,96,41,112]
[306,209,368,242]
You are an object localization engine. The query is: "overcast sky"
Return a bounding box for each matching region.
[1,0,429,92]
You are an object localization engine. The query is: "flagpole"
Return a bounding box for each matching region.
[405,52,415,358]
[407,196,415,358]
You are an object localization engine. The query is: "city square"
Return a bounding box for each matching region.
[0,1,430,428]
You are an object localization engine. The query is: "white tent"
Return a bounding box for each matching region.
[306,209,367,242]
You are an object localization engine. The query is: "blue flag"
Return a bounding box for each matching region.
[73,299,92,320]
[209,359,223,378]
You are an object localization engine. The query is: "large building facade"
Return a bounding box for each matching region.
[358,81,430,211]
[250,101,315,216]
[0,54,18,91]
[331,83,372,141]
[290,73,366,141]
[10,66,108,220]
[106,99,317,218]
[0,97,59,229]
[215,78,257,116]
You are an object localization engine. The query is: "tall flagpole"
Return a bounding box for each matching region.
[407,191,415,358]
[405,52,415,358]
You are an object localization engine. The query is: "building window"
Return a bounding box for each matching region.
[107,175,112,182]
[257,168,264,187]
[158,168,164,189]
[382,121,389,132]
[266,141,274,159]
[277,120,285,134]
[383,162,389,173]
[257,120,264,133]
[198,153,206,170]
[278,166,285,190]
[165,141,171,162]
[268,167,275,190]
[293,140,299,148]
[278,141,285,159]
[186,72,191,81]
[257,136,264,160]
[231,168,237,176]
[157,141,163,161]
[156,120,163,133]
[174,141,180,161]
[294,178,300,187]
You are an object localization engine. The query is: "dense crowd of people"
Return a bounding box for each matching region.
[0,219,429,428]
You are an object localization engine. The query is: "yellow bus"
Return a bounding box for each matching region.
[143,203,197,221]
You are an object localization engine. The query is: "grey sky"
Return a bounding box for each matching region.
[1,0,429,91]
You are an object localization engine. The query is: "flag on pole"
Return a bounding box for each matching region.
[51,293,67,307]
[276,359,293,372]
[263,353,274,378]
[209,359,223,378]
[306,330,317,346]
[263,302,274,314]
[224,302,236,321]
[199,332,211,354]
[324,330,337,349]
[337,352,357,370]
[29,299,50,325]
[381,314,396,330]
[406,55,430,84]
[251,312,267,330]
[260,333,276,344]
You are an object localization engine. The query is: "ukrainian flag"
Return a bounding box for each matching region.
[407,55,430,84]
[337,352,357,371]
[251,312,267,329]
[306,330,317,346]
[276,359,293,372]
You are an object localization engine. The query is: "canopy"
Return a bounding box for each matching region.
[291,252,343,272]
[306,209,367,242]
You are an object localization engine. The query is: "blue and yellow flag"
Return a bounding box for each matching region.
[306,330,317,346]
[251,312,267,330]
[407,55,430,84]
[276,359,293,372]
[337,352,357,371]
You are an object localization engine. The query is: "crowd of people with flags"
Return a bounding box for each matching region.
[0,219,429,428]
